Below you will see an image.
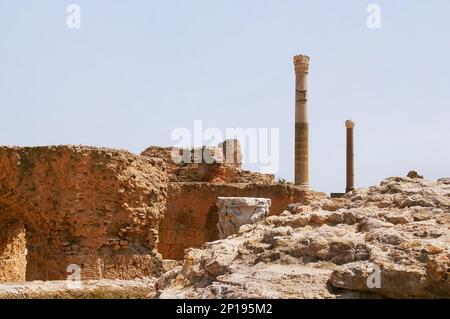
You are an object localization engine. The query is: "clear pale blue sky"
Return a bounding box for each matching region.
[1,1,449,193]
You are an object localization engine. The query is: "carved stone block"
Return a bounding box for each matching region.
[216,197,271,239]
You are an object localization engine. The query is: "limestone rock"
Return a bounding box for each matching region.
[158,176,450,299]
[0,278,157,299]
[382,211,414,224]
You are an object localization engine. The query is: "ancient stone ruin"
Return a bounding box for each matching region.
[0,140,321,282]
[0,146,167,281]
[142,139,319,260]
[0,54,448,299]
[0,54,321,283]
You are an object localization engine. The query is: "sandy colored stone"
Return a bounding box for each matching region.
[0,145,168,281]
[0,278,157,299]
[157,176,450,299]
[159,182,325,259]
[141,140,273,184]
[0,222,26,282]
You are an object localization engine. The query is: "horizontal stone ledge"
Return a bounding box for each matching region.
[0,278,157,299]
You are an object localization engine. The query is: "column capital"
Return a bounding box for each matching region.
[345,119,355,129]
[293,54,310,74]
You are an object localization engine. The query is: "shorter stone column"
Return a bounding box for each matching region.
[346,119,355,193]
[216,197,271,239]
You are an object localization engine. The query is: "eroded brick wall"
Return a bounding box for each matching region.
[0,142,323,281]
[0,146,168,281]
[141,140,274,184]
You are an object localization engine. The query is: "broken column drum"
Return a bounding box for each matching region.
[216,197,271,239]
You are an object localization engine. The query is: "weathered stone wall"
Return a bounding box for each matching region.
[142,140,295,260]
[0,142,320,280]
[141,140,274,184]
[0,221,27,282]
[159,182,325,259]
[0,146,168,281]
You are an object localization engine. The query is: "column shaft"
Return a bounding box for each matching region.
[346,120,355,192]
[294,55,310,188]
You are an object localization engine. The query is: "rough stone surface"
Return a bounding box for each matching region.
[0,145,168,281]
[0,222,27,282]
[407,170,424,179]
[0,278,157,299]
[141,140,273,184]
[1,144,448,300]
[142,139,323,260]
[159,182,325,259]
[157,175,450,298]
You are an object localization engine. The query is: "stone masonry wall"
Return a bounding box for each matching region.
[0,142,320,280]
[0,146,168,281]
[141,140,274,184]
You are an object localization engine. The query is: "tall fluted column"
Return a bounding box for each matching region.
[346,120,355,193]
[294,55,310,188]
